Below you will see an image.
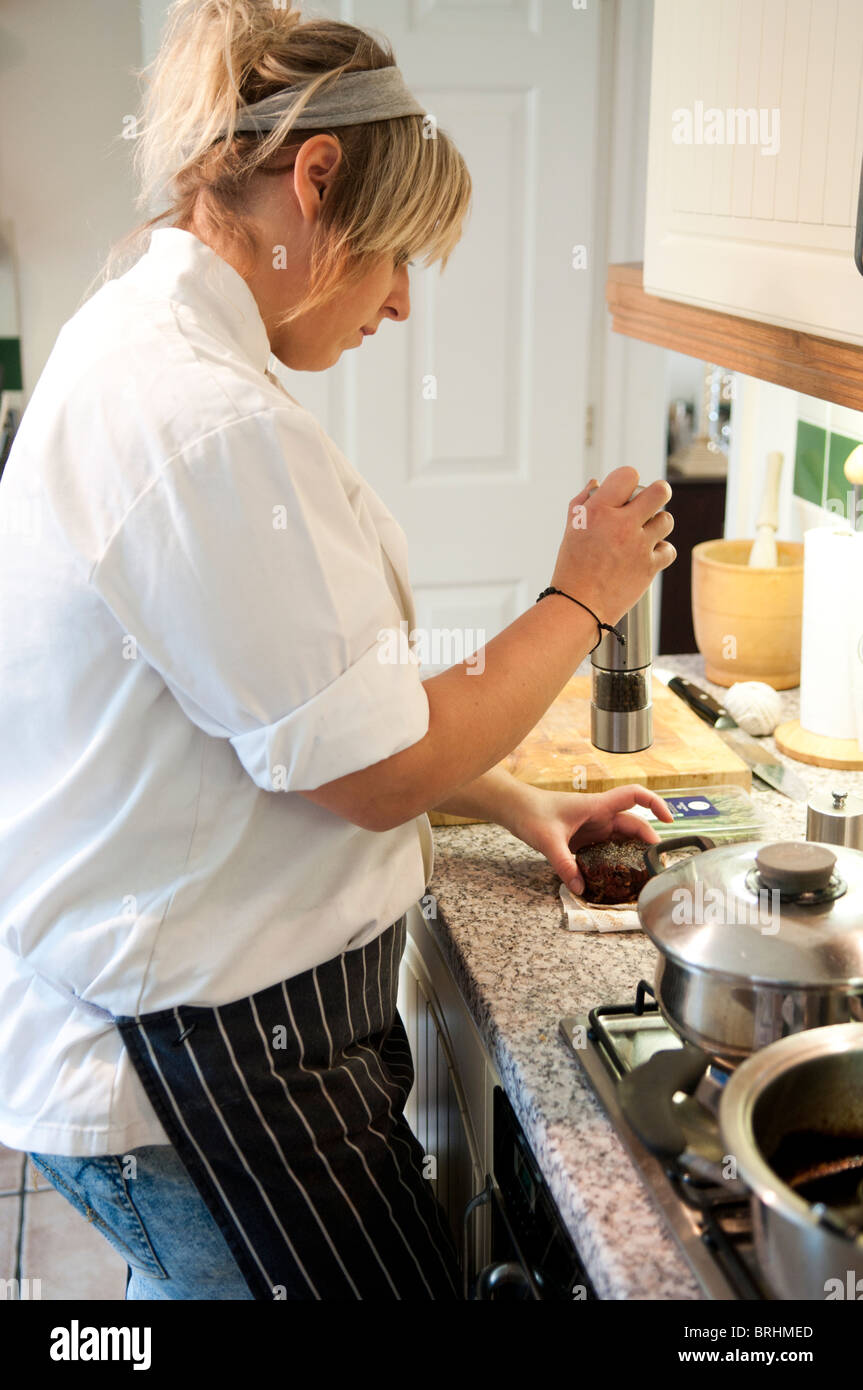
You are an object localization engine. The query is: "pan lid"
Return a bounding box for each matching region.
[637,839,863,987]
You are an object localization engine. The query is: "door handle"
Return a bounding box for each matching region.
[462,1176,494,1300]
[474,1260,533,1300]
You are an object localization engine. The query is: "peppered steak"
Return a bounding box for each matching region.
[572,835,650,904]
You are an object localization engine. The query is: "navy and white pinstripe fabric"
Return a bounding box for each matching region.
[116,915,460,1300]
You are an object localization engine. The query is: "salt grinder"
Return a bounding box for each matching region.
[589,482,655,753]
[806,788,863,850]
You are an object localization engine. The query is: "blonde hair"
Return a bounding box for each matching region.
[110,0,471,322]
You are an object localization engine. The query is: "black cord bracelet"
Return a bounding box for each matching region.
[535,586,626,653]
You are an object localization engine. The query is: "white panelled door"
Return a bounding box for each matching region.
[275,0,603,669]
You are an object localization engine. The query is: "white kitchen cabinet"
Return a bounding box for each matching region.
[644,0,863,346]
[397,902,500,1284]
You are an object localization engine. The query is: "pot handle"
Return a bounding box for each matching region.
[617,1043,711,1160]
[644,834,717,879]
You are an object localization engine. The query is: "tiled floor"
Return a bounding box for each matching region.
[0,1144,126,1299]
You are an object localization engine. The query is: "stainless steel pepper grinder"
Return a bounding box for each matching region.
[806,788,863,849]
[589,487,654,753]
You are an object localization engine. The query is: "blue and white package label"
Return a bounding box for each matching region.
[666,796,721,819]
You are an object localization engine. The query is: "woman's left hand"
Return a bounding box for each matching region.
[507,784,675,895]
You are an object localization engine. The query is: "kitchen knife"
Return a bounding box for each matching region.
[655,671,809,802]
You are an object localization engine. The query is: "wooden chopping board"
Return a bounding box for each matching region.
[430,675,751,825]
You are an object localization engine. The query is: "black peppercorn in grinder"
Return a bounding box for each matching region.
[589,486,654,753]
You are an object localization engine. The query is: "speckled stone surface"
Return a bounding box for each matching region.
[428,654,863,1301]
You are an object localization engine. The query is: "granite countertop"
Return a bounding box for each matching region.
[427,653,863,1301]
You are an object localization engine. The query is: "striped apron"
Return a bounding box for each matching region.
[116,915,461,1300]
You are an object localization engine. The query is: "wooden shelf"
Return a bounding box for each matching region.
[606,263,863,410]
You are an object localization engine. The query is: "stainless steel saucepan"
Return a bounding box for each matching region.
[618,1023,863,1300]
[720,1023,863,1300]
[637,835,863,1062]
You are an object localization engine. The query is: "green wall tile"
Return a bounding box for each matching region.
[0,338,21,393]
[793,420,826,506]
[827,429,863,524]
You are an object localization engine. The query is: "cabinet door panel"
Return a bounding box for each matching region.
[397,904,500,1276]
[645,0,863,344]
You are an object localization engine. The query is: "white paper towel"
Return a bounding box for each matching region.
[800,525,863,743]
[853,539,863,750]
[558,882,641,931]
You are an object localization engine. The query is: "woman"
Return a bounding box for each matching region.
[0,1,675,1300]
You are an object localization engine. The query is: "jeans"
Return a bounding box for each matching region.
[28,1145,253,1300]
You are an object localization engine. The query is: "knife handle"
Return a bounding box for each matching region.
[667,676,729,727]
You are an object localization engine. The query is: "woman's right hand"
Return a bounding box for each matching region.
[550,466,676,626]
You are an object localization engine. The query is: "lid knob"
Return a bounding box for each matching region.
[832,789,848,810]
[755,841,836,896]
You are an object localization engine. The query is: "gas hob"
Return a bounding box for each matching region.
[560,981,770,1301]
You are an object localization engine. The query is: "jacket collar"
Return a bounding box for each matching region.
[125,227,272,375]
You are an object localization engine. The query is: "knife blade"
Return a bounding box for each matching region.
[656,672,809,802]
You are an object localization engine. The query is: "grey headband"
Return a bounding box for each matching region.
[229,66,426,134]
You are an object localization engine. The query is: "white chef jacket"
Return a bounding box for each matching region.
[0,227,434,1157]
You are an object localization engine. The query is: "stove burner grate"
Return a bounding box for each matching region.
[567,980,773,1301]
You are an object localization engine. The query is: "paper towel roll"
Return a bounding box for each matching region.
[800,525,863,740]
[852,538,863,750]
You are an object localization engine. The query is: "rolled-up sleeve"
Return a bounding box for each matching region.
[90,405,430,791]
